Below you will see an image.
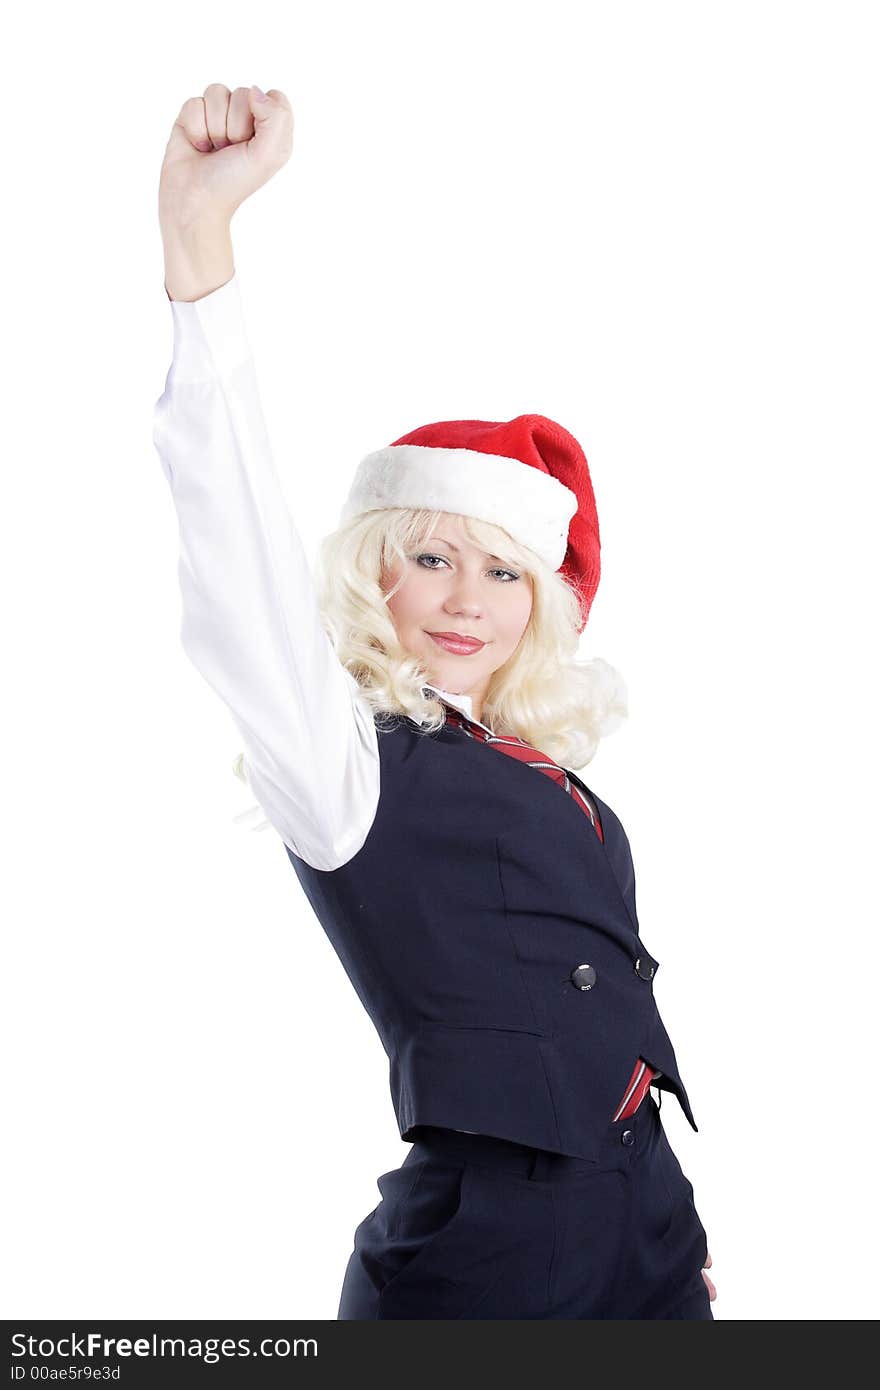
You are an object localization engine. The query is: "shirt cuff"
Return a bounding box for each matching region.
[168,271,253,383]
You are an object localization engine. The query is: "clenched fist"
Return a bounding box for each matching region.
[158,83,294,235]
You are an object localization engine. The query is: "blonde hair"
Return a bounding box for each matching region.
[233,507,627,811]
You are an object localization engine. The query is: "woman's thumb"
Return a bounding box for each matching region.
[246,86,294,170]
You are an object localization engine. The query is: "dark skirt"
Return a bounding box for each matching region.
[338,1091,713,1319]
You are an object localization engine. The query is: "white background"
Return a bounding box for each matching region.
[3,0,878,1322]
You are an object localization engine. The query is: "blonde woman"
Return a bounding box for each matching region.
[155,82,716,1320]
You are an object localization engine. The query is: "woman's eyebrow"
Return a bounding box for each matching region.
[431,536,506,562]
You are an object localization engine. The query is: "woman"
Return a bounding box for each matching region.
[155,82,716,1319]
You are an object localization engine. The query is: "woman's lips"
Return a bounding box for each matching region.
[427,631,486,654]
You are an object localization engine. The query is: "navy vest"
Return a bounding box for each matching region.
[285,713,697,1162]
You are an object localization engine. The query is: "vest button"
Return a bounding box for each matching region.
[634,956,655,981]
[621,1129,635,1146]
[570,964,596,991]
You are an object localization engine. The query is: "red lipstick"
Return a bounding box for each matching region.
[427,631,486,655]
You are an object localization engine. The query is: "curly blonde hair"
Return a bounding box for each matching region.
[311,506,626,770]
[232,506,627,826]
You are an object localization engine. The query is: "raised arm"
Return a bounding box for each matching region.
[154,85,380,870]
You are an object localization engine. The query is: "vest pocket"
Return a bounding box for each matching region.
[420,1018,549,1038]
[399,1020,562,1155]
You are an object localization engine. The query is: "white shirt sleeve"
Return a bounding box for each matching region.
[152,271,380,871]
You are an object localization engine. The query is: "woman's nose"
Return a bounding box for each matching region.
[442,567,488,617]
[444,589,482,617]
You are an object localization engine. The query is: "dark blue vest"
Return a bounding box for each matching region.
[285,713,697,1162]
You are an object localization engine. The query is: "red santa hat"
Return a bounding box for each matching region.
[340,413,601,633]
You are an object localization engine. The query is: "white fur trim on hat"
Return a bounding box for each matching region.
[339,444,578,570]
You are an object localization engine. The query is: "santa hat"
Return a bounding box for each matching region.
[339,413,601,632]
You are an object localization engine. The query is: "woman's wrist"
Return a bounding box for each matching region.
[162,220,234,303]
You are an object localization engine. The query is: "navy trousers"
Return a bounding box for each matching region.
[338,1091,713,1319]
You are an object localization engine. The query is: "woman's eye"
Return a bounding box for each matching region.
[414,554,520,582]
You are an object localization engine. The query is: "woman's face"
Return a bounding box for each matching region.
[380,514,533,713]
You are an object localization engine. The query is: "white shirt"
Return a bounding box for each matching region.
[153,272,496,871]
